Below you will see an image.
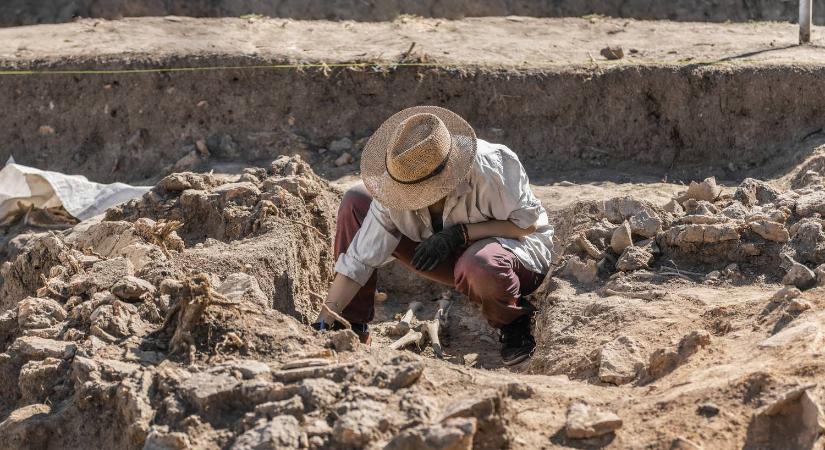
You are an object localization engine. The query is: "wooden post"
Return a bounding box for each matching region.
[800,0,812,44]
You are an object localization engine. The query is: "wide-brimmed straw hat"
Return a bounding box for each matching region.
[360,106,477,211]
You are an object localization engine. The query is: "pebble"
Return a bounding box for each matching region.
[565,402,622,439]
[610,221,633,254]
[782,261,817,290]
[329,137,353,153]
[335,152,354,167]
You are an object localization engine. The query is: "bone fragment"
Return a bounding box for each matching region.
[424,320,443,358]
[392,301,423,335]
[390,330,424,350]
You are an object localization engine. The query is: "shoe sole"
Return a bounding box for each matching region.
[502,352,531,366]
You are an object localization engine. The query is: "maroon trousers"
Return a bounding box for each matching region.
[337,184,545,329]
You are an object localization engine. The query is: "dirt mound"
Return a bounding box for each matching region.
[0,159,506,450]
[2,159,825,449]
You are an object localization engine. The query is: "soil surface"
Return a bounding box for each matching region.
[2,16,824,67]
[1,153,825,449]
[2,17,825,189]
[2,15,825,450]
[1,0,823,26]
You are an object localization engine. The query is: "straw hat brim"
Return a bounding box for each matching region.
[360,106,477,211]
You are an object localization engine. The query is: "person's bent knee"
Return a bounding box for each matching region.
[339,184,371,217]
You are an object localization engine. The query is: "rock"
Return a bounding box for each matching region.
[759,319,822,349]
[18,357,63,403]
[330,329,359,352]
[333,408,382,447]
[788,299,812,314]
[210,360,271,379]
[440,393,500,422]
[9,336,76,360]
[334,152,354,167]
[601,197,657,224]
[795,190,825,217]
[215,273,268,307]
[598,336,645,385]
[783,262,817,290]
[683,200,719,216]
[298,378,341,411]
[329,137,353,153]
[629,210,663,238]
[232,415,306,450]
[560,256,598,285]
[565,402,622,439]
[745,385,824,450]
[669,224,739,245]
[17,297,66,329]
[195,139,209,157]
[600,46,624,60]
[610,221,633,253]
[180,371,241,417]
[616,246,653,272]
[817,264,825,286]
[213,182,261,206]
[68,257,134,296]
[721,202,749,220]
[771,286,802,303]
[373,358,424,390]
[0,404,52,449]
[790,220,825,265]
[683,177,722,202]
[255,396,305,419]
[663,199,684,215]
[749,220,789,242]
[111,276,156,301]
[144,426,191,450]
[734,178,780,207]
[385,418,477,450]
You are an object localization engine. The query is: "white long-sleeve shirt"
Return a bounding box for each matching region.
[335,139,554,286]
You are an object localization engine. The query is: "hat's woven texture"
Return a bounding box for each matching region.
[361,106,477,211]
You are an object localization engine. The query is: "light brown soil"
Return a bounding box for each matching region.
[2,14,825,450]
[2,17,825,189]
[1,150,824,449]
[1,0,823,26]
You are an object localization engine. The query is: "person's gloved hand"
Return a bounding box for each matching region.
[412,224,468,271]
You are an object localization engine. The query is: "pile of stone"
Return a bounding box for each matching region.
[558,177,825,289]
[0,158,501,449]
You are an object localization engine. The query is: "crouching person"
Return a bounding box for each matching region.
[314,106,553,365]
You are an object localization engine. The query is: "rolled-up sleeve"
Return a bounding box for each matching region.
[334,200,401,286]
[480,144,543,229]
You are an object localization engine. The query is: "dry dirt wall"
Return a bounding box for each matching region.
[2,62,825,183]
[1,0,823,26]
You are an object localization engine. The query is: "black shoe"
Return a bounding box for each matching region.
[500,315,535,366]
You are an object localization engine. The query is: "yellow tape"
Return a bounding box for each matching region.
[0,62,446,76]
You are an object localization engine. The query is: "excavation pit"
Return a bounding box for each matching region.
[1,15,825,450]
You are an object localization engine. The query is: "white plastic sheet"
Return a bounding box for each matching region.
[0,159,150,223]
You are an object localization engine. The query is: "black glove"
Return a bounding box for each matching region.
[411,225,467,272]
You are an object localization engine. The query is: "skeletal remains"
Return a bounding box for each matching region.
[389,293,452,358]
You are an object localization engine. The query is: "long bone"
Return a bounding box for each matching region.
[390,301,423,336]
[424,299,452,358]
[389,329,424,350]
